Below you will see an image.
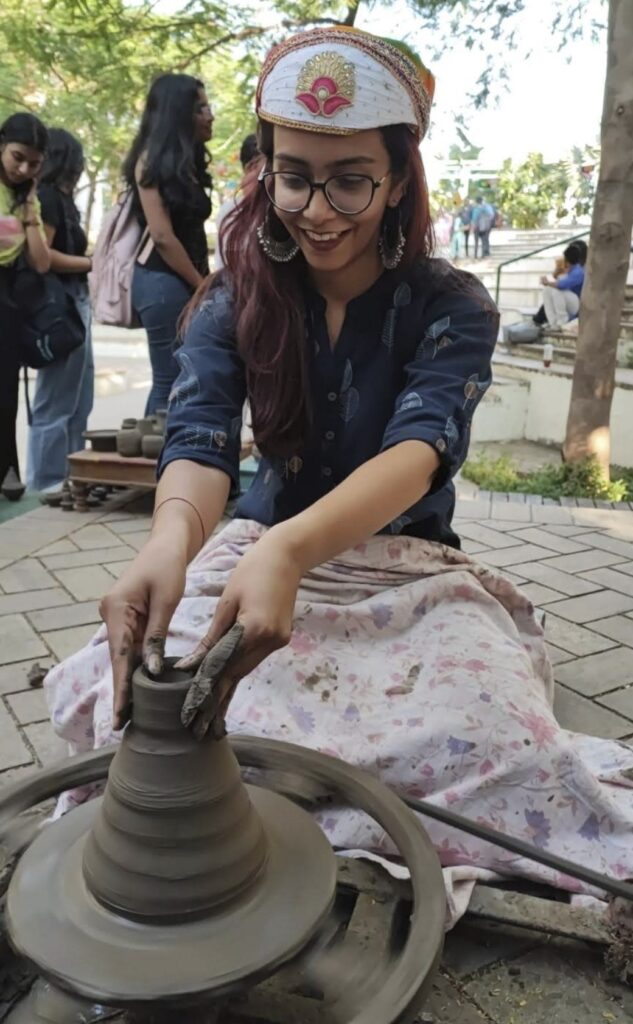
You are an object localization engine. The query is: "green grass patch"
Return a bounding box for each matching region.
[462,455,633,503]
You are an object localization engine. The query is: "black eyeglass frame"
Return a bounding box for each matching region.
[258,168,389,215]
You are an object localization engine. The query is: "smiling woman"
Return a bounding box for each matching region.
[48,28,633,920]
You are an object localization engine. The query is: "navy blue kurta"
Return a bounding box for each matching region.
[158,259,498,548]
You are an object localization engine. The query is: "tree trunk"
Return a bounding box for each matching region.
[563,0,633,474]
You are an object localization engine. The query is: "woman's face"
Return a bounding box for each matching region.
[271,126,406,277]
[193,89,214,143]
[0,141,44,187]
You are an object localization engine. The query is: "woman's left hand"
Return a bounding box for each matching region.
[175,529,303,684]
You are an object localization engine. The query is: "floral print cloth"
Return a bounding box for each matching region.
[46,519,633,925]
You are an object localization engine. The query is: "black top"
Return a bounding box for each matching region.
[159,260,499,549]
[38,183,88,284]
[132,179,211,279]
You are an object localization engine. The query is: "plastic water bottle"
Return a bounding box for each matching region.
[543,342,553,368]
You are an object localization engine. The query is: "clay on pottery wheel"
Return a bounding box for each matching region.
[116,427,142,458]
[82,662,267,922]
[7,660,337,1007]
[141,433,164,461]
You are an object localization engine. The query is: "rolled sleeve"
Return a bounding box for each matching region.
[380,287,498,491]
[158,286,246,494]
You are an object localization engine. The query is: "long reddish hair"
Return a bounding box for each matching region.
[191,122,434,457]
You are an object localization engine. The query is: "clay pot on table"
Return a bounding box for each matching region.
[83,429,118,453]
[117,426,143,458]
[142,433,164,460]
[137,417,157,437]
[154,408,167,436]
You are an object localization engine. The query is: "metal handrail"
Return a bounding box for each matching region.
[494,230,591,305]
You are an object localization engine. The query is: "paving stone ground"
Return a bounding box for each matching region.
[1,484,633,1020]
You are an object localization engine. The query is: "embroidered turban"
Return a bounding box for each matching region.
[256,27,435,139]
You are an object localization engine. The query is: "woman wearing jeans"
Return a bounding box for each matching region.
[0,113,50,501]
[28,129,94,495]
[123,74,213,414]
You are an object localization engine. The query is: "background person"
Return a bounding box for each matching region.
[471,194,494,258]
[27,128,94,496]
[449,202,464,261]
[123,73,213,414]
[540,242,585,329]
[459,200,473,257]
[533,239,587,327]
[215,133,260,270]
[0,112,50,501]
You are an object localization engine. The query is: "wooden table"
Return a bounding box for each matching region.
[68,450,157,510]
[67,443,256,511]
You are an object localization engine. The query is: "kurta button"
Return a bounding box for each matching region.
[325,431,335,440]
[327,392,337,402]
[322,466,332,477]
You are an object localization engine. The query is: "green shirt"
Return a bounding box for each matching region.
[0,180,44,267]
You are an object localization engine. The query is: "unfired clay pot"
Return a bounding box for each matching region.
[116,426,142,458]
[154,408,167,435]
[141,434,164,460]
[137,417,156,437]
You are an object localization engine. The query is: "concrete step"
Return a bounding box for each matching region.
[498,341,576,365]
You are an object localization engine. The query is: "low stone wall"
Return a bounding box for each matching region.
[472,368,633,467]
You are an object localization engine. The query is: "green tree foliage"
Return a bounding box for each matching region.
[496,153,571,228]
[0,0,605,231]
[496,146,599,228]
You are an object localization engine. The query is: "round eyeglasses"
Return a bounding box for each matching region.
[259,169,388,216]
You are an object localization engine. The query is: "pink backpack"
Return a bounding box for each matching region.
[89,191,151,328]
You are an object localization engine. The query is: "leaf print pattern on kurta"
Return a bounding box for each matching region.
[443,416,460,451]
[416,315,454,360]
[340,387,360,423]
[339,359,360,422]
[169,350,200,407]
[46,517,633,926]
[462,373,490,411]
[382,282,412,350]
[397,391,424,413]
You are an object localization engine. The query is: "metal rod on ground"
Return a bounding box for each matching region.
[403,793,633,904]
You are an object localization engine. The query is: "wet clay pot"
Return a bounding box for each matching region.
[141,433,164,461]
[82,662,268,922]
[116,426,142,458]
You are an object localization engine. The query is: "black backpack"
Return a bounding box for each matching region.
[12,260,85,369]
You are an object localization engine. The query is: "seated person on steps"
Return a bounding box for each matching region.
[537,242,586,330]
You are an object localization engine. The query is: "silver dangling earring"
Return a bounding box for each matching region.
[257,207,299,263]
[379,204,406,270]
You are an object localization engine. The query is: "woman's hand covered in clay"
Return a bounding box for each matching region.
[100,539,187,730]
[176,530,303,683]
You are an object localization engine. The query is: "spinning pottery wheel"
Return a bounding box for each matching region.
[0,662,445,1024]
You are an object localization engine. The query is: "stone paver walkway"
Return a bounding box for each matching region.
[2,486,633,1022]
[1,486,633,781]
